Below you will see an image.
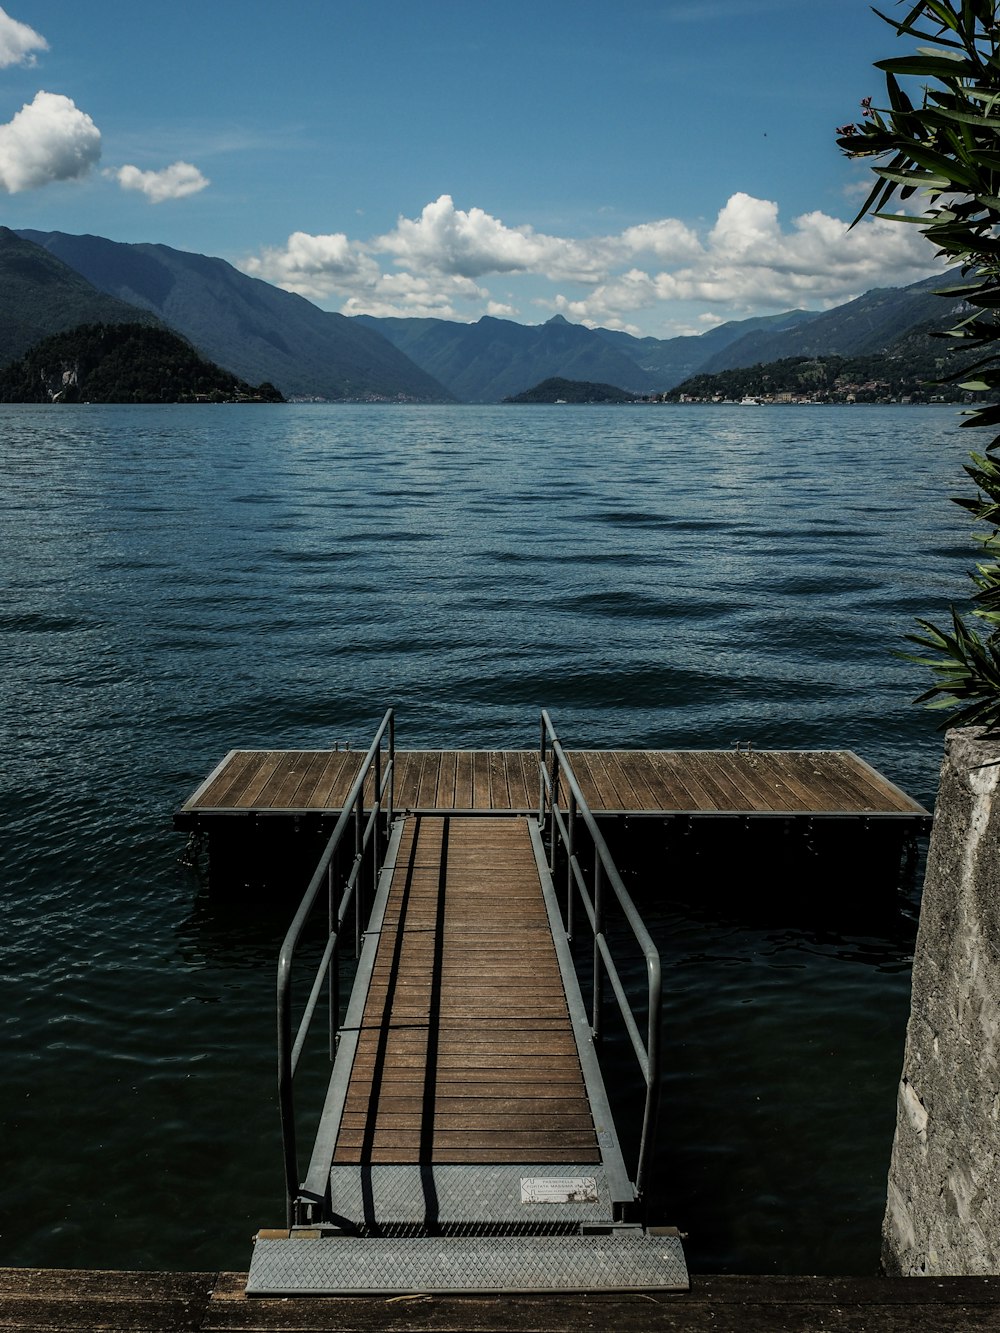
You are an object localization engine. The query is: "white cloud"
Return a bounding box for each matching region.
[0,7,47,68]
[243,230,381,300]
[341,271,489,321]
[0,90,100,193]
[113,160,209,203]
[241,191,945,334]
[621,218,703,263]
[374,194,611,283]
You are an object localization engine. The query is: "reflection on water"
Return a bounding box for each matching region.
[0,403,968,1273]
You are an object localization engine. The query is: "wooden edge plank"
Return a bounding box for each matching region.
[834,751,928,813]
[189,750,268,810]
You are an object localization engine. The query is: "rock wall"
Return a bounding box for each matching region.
[883,728,1000,1275]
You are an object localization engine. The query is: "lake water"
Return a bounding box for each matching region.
[0,402,975,1275]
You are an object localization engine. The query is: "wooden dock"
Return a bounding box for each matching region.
[176,747,930,823]
[175,717,932,1296]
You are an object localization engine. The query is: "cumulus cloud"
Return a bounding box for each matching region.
[242,190,944,334]
[0,7,46,68]
[243,230,381,300]
[113,160,209,203]
[0,90,100,193]
[373,194,614,283]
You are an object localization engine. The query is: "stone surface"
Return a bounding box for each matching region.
[882,728,1000,1275]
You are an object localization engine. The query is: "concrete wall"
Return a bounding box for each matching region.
[883,728,1000,1275]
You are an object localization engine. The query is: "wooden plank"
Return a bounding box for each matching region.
[739,752,833,813]
[336,814,596,1167]
[618,751,682,810]
[652,749,718,811]
[253,752,312,809]
[203,1270,1000,1332]
[191,750,268,809]
[453,750,475,807]
[181,747,926,819]
[720,751,821,810]
[293,750,351,809]
[488,751,509,809]
[436,750,458,810]
[599,752,645,809]
[471,753,491,808]
[504,751,536,809]
[677,752,762,813]
[640,749,701,810]
[391,750,419,809]
[8,1269,994,1333]
[827,751,920,813]
[559,751,607,810]
[231,753,288,808]
[0,1267,214,1332]
[416,752,442,808]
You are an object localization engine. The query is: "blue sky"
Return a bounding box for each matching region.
[0,1,946,337]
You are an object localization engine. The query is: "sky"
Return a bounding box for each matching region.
[0,0,951,338]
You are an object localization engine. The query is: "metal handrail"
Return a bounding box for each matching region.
[538,708,662,1204]
[276,708,395,1226]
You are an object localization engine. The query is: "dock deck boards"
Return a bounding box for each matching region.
[334,815,598,1166]
[177,747,929,822]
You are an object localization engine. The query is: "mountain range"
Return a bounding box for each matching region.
[1,226,966,403]
[12,229,452,403]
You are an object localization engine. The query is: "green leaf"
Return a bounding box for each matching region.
[875,53,979,76]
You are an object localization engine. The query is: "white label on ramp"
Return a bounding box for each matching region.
[520,1175,598,1204]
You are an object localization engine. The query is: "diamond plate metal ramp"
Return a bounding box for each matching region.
[327,1162,613,1230]
[246,1231,689,1296]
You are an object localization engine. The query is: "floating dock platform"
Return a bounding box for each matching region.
[176,745,930,825]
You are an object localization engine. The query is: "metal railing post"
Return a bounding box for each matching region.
[566,789,576,941]
[328,859,338,1061]
[539,715,547,824]
[276,708,394,1226]
[354,789,363,958]
[536,707,664,1215]
[593,849,604,1041]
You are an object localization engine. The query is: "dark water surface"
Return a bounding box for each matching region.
[0,403,973,1274]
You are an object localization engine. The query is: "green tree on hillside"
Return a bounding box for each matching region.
[838,0,1000,725]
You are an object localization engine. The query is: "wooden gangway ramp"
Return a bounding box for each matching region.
[334,815,597,1167]
[245,711,689,1297]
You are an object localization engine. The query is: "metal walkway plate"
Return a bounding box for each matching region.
[246,1231,690,1295]
[328,1162,613,1229]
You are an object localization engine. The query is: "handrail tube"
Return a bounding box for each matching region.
[593,853,604,1041]
[596,933,651,1082]
[540,713,659,966]
[539,707,662,1205]
[291,930,340,1073]
[277,708,394,1224]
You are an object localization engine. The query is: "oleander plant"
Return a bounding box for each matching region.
[838,0,1000,726]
